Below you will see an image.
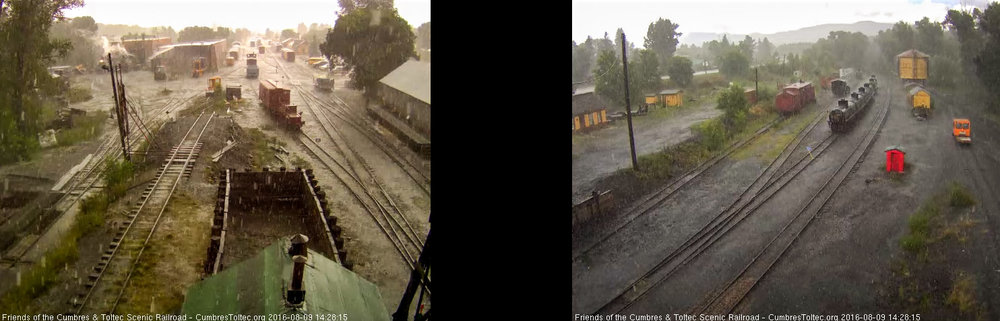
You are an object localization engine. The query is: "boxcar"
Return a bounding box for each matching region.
[775,82,816,114]
[281,48,296,62]
[258,79,302,129]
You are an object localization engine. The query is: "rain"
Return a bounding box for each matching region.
[0,0,430,319]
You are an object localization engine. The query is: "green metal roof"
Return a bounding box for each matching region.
[181,237,389,319]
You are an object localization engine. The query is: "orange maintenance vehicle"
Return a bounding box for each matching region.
[953,118,971,144]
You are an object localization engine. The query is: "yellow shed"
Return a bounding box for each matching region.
[897,49,929,81]
[660,89,683,107]
[645,94,658,105]
[572,91,610,132]
[908,86,931,109]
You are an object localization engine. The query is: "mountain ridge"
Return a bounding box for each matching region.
[679,21,894,46]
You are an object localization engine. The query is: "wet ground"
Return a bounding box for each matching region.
[571,101,723,203]
[0,53,431,313]
[572,75,1000,317]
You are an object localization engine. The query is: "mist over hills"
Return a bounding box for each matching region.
[678,21,893,46]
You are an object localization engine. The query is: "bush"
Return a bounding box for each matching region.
[104,159,135,200]
[948,182,976,208]
[695,118,727,151]
[635,151,671,181]
[900,233,927,254]
[67,86,93,104]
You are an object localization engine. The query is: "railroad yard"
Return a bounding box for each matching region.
[572,4,1000,317]
[0,6,431,316]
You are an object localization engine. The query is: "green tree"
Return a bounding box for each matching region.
[281,28,297,40]
[738,35,755,62]
[716,83,748,130]
[635,49,660,91]
[756,37,775,64]
[913,17,945,56]
[976,3,1000,107]
[69,15,96,33]
[320,6,416,97]
[415,21,430,50]
[0,0,84,163]
[665,56,694,87]
[644,18,681,67]
[719,50,750,78]
[177,26,218,42]
[613,28,635,60]
[945,9,983,73]
[572,39,596,83]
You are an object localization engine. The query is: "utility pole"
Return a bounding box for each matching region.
[621,32,638,171]
[755,67,759,102]
[107,53,130,162]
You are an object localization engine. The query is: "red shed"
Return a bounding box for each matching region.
[885,145,905,173]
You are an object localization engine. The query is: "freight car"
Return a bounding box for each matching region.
[908,85,931,118]
[831,78,850,97]
[775,81,816,114]
[281,48,296,62]
[828,76,878,132]
[259,79,303,129]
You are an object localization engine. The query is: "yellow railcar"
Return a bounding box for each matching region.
[908,85,931,118]
[897,49,929,83]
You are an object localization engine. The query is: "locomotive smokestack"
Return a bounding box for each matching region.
[851,93,859,100]
[289,234,309,257]
[287,255,308,305]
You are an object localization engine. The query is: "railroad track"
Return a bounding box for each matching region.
[593,89,887,314]
[691,85,892,315]
[270,57,430,195]
[74,111,214,314]
[265,57,427,287]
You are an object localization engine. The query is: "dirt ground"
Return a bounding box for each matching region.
[572,101,723,203]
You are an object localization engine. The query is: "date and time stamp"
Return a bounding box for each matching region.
[0,314,350,321]
[573,314,922,321]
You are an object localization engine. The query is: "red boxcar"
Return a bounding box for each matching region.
[775,82,816,114]
[259,79,303,129]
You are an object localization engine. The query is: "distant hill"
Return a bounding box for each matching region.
[679,21,893,46]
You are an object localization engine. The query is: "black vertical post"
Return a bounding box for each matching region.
[116,64,130,161]
[621,32,638,171]
[393,215,432,321]
[755,67,759,103]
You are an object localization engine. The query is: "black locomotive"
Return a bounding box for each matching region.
[828,75,877,132]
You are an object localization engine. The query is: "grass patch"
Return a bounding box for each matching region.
[291,155,311,170]
[885,181,985,319]
[55,111,107,147]
[67,86,93,104]
[247,128,279,169]
[949,181,976,208]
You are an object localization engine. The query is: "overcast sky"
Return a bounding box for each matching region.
[573,0,990,46]
[64,0,430,33]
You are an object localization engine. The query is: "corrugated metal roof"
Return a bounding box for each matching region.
[909,86,928,96]
[659,89,682,95]
[379,60,430,105]
[181,237,389,319]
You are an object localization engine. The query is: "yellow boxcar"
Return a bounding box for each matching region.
[897,49,929,80]
[908,86,931,109]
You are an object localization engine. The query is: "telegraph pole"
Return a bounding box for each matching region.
[621,32,638,171]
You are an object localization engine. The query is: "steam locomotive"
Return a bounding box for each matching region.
[828,75,878,132]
